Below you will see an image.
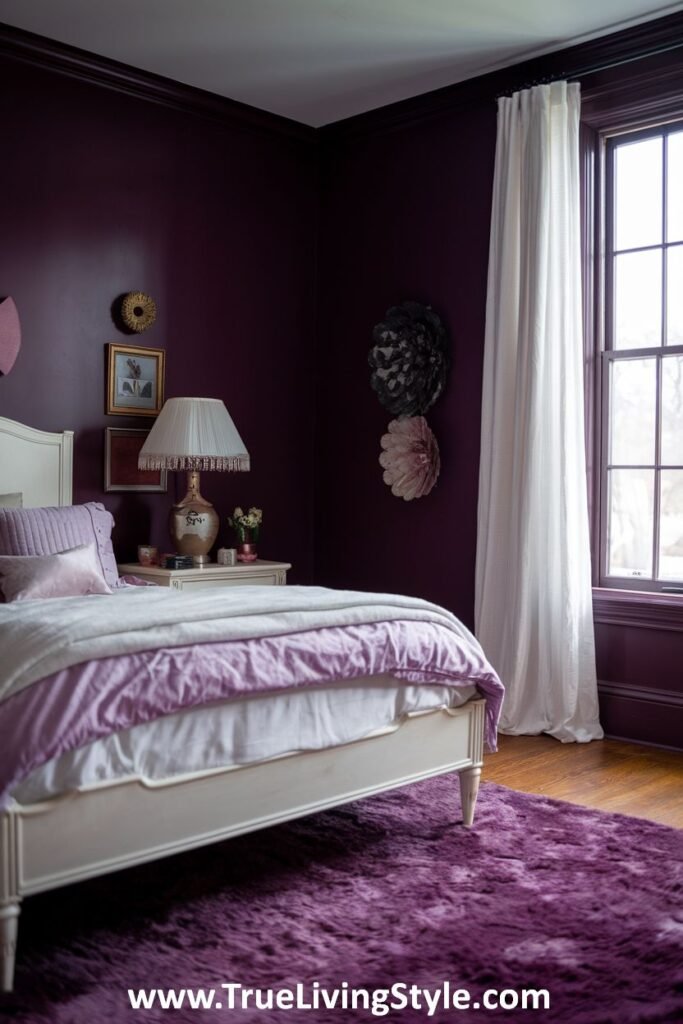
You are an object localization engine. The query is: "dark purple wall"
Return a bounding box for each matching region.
[1,17,682,748]
[314,106,496,628]
[594,619,683,749]
[0,55,318,577]
[315,18,683,746]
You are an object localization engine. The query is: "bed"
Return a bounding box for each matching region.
[0,415,502,992]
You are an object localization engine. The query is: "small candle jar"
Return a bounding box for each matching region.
[137,545,159,567]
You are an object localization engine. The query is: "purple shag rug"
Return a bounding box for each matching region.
[1,779,682,1024]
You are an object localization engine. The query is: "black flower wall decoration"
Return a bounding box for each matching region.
[368,301,449,416]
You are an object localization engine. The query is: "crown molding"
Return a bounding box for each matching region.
[0,22,316,146]
[580,56,683,130]
[321,10,683,143]
[2,12,682,147]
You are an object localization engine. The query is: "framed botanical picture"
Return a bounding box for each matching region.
[106,343,165,416]
[104,427,167,493]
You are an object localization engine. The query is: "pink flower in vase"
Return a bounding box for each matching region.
[228,506,263,562]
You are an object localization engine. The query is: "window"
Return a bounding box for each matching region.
[600,121,683,591]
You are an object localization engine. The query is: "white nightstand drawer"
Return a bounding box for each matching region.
[117,560,290,590]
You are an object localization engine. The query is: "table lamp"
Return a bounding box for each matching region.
[138,396,249,565]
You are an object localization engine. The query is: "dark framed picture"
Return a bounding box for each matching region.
[104,428,167,493]
[106,343,165,416]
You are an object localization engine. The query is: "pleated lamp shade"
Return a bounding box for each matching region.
[138,397,250,471]
[138,398,250,566]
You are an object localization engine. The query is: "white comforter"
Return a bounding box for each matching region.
[0,584,480,703]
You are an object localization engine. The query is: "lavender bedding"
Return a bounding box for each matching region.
[13,681,480,805]
[0,586,504,809]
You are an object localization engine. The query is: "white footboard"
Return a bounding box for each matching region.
[1,699,485,991]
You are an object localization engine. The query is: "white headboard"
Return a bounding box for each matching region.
[0,416,74,507]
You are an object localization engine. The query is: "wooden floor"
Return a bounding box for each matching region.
[483,734,683,829]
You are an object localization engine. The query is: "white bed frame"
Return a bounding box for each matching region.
[0,416,484,992]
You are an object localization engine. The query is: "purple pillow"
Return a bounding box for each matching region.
[0,544,112,602]
[0,503,119,588]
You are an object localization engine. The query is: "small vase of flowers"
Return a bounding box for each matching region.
[228,506,262,563]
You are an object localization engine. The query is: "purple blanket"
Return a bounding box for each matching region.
[0,619,503,808]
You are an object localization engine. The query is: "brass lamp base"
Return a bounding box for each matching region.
[169,470,219,566]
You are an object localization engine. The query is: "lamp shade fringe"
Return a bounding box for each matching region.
[138,454,250,472]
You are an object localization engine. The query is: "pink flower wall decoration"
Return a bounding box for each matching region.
[379,416,440,500]
[0,297,21,376]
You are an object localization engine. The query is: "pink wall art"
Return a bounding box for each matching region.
[379,416,440,500]
[0,297,21,376]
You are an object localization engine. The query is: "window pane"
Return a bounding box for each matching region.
[667,245,683,345]
[607,469,654,578]
[614,250,662,349]
[609,358,656,465]
[662,355,683,465]
[659,471,683,581]
[667,131,683,244]
[615,136,662,251]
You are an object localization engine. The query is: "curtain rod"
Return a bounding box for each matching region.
[495,36,683,99]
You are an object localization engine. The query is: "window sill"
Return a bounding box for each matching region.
[593,587,683,632]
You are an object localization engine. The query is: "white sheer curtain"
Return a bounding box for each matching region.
[475,82,603,742]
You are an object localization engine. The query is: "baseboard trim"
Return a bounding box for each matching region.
[598,680,683,708]
[599,732,683,754]
[598,679,683,751]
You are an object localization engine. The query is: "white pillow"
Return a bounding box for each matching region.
[0,493,22,508]
[0,544,112,602]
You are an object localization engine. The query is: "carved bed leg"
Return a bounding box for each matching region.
[1,809,21,993]
[459,766,482,827]
[1,902,20,992]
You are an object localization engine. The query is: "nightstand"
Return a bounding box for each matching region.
[117,559,291,591]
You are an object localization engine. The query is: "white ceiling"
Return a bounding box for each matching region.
[1,0,682,126]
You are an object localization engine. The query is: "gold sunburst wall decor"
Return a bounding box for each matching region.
[121,292,157,333]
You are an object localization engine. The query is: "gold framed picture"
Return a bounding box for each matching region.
[106,343,165,417]
[104,427,167,493]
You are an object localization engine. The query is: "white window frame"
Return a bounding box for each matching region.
[598,120,683,593]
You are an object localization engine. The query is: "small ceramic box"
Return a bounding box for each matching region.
[216,547,237,567]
